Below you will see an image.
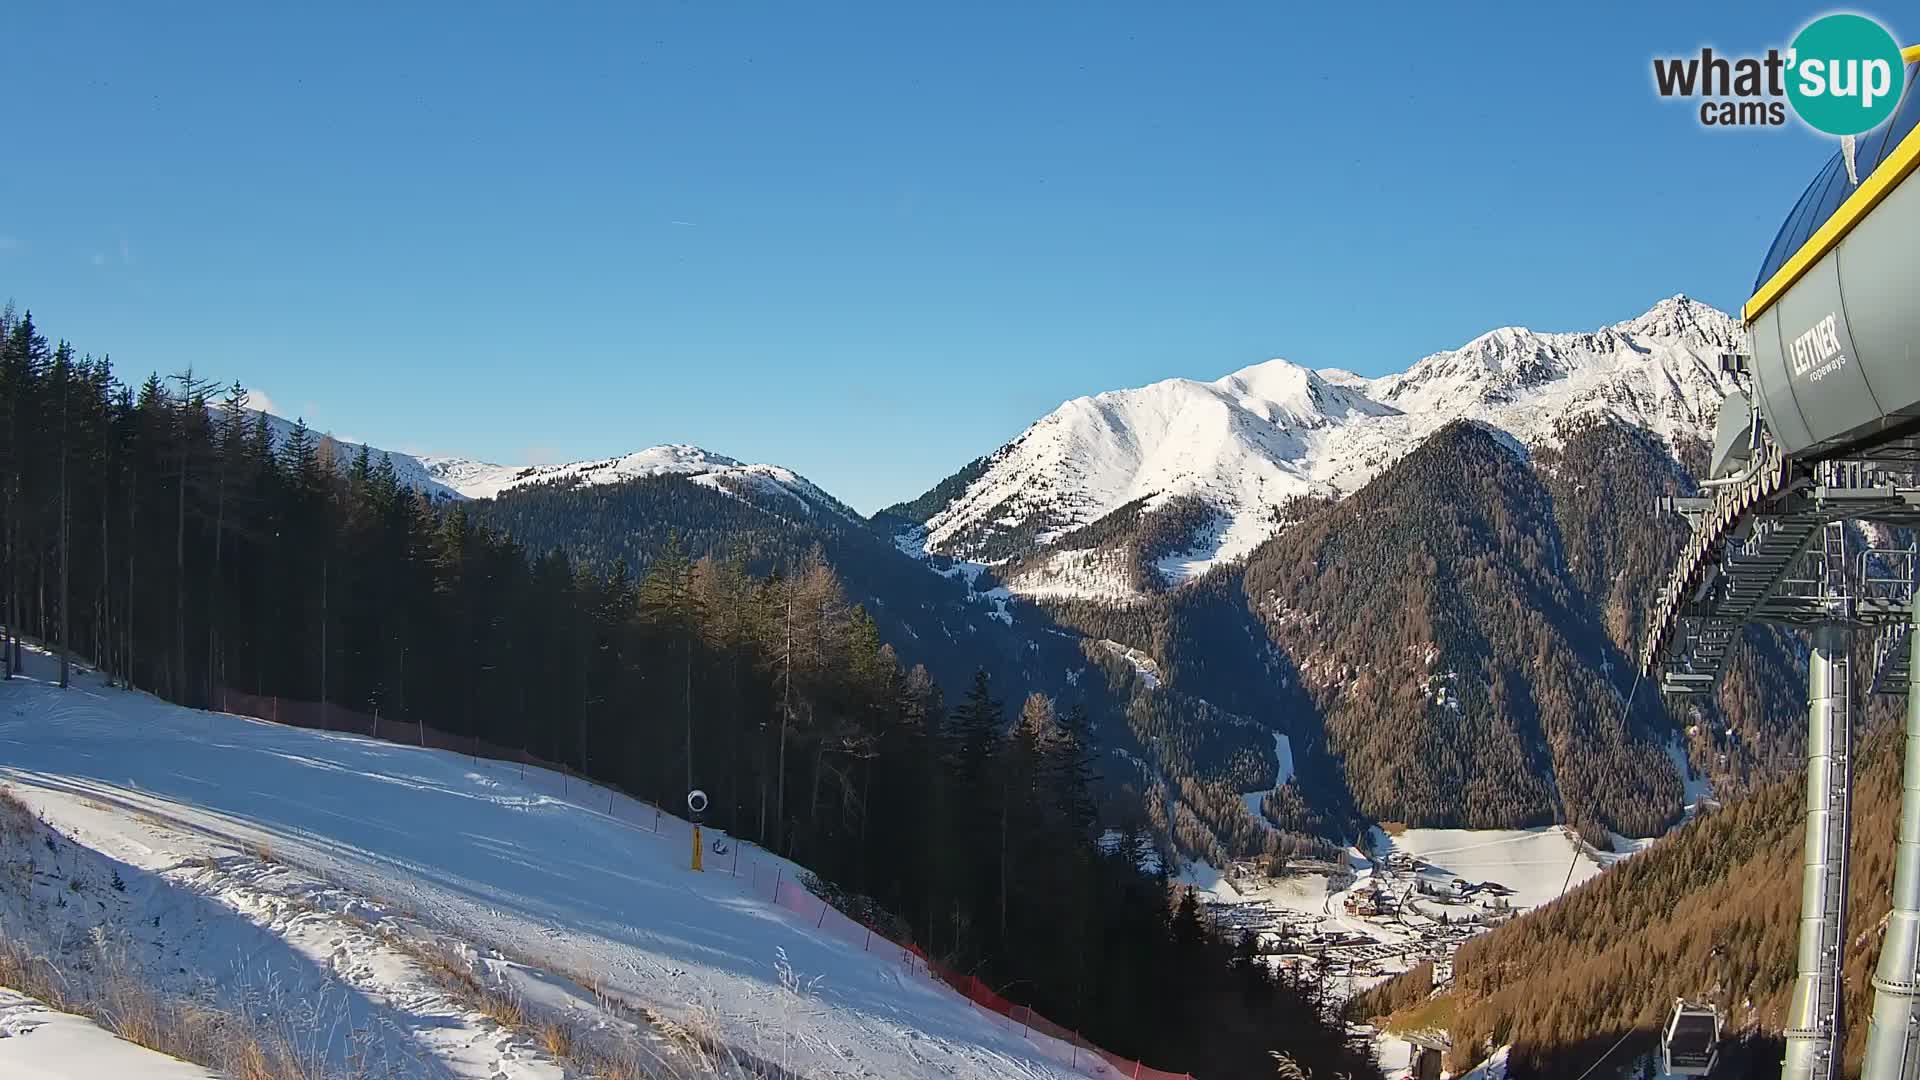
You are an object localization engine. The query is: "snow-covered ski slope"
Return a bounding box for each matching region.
[0,658,1094,1080]
[1372,826,1603,910]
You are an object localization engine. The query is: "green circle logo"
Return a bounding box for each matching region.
[1787,14,1907,136]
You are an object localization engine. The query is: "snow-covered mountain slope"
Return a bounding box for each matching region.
[420,445,860,519]
[916,360,1396,571]
[239,408,856,521]
[908,296,1740,597]
[0,655,1088,1080]
[239,410,469,501]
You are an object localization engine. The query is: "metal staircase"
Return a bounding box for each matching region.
[1647,454,1920,1079]
[1864,547,1918,695]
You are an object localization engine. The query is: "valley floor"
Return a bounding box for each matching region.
[0,652,1088,1079]
[1177,820,1653,1079]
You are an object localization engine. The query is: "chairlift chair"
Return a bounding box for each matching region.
[1661,999,1720,1076]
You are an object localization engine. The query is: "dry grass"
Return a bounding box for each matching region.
[538,1018,575,1058]
[0,933,327,1079]
[5,793,782,1079]
[1378,820,1409,836]
[391,928,798,1079]
[404,939,526,1031]
[478,986,527,1029]
[0,786,35,843]
[0,805,344,1078]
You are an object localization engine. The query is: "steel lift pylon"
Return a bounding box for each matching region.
[1641,41,1920,1075]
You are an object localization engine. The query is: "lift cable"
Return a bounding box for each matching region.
[1570,1026,1638,1080]
[1558,665,1647,901]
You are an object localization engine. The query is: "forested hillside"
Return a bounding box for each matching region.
[1355,719,1908,1080]
[1240,420,1680,836]
[1046,568,1364,847]
[1534,419,1810,797]
[468,459,1345,867]
[1026,415,1820,845]
[0,306,1378,1079]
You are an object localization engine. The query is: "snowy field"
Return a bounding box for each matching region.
[0,652,1093,1080]
[1374,826,1604,910]
[0,988,216,1079]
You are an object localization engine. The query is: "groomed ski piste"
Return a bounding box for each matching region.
[0,648,1097,1080]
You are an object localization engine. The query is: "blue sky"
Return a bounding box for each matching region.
[1,3,1901,512]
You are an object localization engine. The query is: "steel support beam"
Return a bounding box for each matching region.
[1785,624,1855,1080]
[1864,590,1920,1079]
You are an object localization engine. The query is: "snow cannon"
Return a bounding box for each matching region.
[687,789,709,872]
[1739,46,1920,465]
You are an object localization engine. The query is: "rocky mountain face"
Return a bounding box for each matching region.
[891,296,1742,602]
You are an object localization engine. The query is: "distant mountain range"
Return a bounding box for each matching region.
[888,295,1743,600]
[251,295,1795,857]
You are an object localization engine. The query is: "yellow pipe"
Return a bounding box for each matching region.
[1745,46,1920,323]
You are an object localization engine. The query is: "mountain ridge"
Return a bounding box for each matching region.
[897,295,1741,600]
[224,294,1773,852]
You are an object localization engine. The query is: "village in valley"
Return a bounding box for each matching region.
[1179,824,1610,1003]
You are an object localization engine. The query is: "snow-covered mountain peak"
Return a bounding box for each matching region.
[232,413,854,523]
[1211,358,1398,429]
[412,444,857,520]
[909,297,1743,598]
[616,444,746,473]
[1313,367,1374,392]
[1613,293,1741,347]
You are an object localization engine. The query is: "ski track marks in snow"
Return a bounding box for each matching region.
[0,656,1088,1080]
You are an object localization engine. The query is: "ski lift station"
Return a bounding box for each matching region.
[1641,43,1920,1080]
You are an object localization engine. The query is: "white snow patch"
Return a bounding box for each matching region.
[1667,733,1715,817]
[1242,732,1294,829]
[0,989,217,1079]
[1006,548,1141,602]
[1095,831,1164,875]
[0,654,1091,1080]
[1171,860,1239,904]
[1094,640,1161,689]
[1149,507,1235,586]
[1374,826,1602,910]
